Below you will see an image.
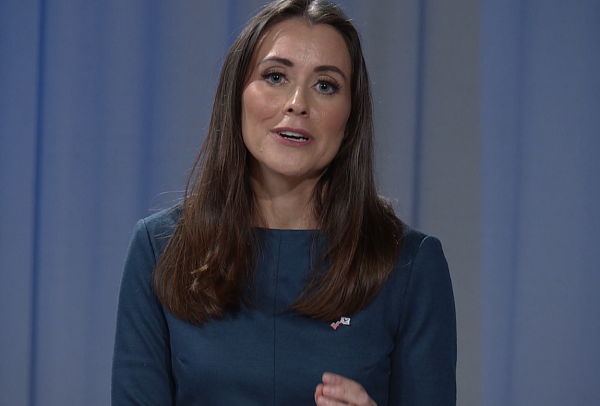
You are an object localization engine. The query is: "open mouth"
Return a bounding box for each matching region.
[277,131,309,143]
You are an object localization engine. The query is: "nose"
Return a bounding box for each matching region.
[284,86,309,117]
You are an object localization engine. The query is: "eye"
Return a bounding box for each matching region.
[316,79,340,95]
[261,70,286,85]
[268,73,283,83]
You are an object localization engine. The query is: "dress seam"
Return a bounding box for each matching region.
[394,234,427,341]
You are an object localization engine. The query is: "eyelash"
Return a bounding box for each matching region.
[260,69,341,95]
[261,69,287,85]
[315,78,340,95]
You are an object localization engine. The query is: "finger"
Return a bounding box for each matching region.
[315,392,350,406]
[314,383,325,404]
[315,383,344,406]
[320,373,375,406]
[316,377,352,406]
[322,372,363,396]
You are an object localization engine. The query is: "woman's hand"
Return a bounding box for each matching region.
[314,372,377,406]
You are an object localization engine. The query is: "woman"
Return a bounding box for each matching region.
[112,0,456,405]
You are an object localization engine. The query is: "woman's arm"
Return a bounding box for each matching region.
[388,235,457,405]
[111,219,175,405]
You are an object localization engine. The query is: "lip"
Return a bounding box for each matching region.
[271,127,314,147]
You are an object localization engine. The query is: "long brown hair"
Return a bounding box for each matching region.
[154,0,404,325]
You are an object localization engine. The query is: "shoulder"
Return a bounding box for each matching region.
[390,225,453,315]
[386,224,451,301]
[132,204,182,261]
[396,225,446,269]
[140,204,182,236]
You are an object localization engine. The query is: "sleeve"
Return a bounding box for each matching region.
[388,236,457,406]
[111,219,176,406]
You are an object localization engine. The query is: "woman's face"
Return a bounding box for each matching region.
[241,18,352,184]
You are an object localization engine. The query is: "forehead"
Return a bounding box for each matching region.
[251,18,351,72]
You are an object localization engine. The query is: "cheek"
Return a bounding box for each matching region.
[323,87,351,137]
[328,103,351,139]
[242,83,279,127]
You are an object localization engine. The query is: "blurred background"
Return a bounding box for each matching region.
[1,0,598,405]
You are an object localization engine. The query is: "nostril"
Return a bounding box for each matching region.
[285,106,308,116]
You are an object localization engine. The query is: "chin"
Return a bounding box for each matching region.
[267,164,319,180]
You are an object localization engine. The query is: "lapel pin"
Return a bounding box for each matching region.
[330,317,351,330]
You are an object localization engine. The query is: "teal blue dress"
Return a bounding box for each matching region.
[111,207,456,405]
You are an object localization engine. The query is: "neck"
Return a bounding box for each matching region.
[250,171,319,230]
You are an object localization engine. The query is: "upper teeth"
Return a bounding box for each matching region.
[279,131,307,139]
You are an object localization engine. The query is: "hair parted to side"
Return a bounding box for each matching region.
[154,0,404,325]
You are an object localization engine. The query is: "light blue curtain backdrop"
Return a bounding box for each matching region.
[480,1,600,405]
[0,1,598,405]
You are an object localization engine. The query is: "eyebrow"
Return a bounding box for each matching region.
[259,56,347,82]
